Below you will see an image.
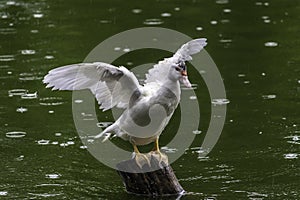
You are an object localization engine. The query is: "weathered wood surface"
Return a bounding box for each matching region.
[116,154,184,197]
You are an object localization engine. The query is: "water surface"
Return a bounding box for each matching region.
[0,0,299,199]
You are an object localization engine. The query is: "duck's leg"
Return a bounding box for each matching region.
[152,138,168,166]
[132,144,150,168]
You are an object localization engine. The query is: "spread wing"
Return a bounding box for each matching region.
[145,38,207,84]
[43,62,140,111]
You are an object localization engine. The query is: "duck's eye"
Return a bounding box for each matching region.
[175,67,181,71]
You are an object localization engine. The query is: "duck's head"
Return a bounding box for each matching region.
[169,61,192,88]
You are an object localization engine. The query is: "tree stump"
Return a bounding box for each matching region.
[116,153,184,197]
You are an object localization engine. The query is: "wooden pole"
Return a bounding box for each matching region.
[116,154,184,197]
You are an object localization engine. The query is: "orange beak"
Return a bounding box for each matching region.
[181,70,187,76]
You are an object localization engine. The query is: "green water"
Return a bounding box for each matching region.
[0,0,299,199]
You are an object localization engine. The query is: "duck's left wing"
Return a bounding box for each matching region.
[43,62,140,111]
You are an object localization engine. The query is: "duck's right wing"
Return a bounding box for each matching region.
[145,38,207,84]
[43,62,141,111]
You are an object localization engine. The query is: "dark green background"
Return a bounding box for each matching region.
[0,0,299,199]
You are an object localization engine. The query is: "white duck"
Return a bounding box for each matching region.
[43,38,207,167]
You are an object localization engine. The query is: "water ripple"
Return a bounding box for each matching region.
[211,98,230,105]
[8,89,28,97]
[45,173,61,179]
[143,18,164,25]
[284,153,298,159]
[0,55,15,61]
[0,191,8,196]
[5,131,26,138]
[264,41,278,47]
[20,49,36,55]
[39,97,64,106]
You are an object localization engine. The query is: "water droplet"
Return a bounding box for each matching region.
[264,19,271,23]
[223,9,231,13]
[189,96,197,100]
[261,72,266,76]
[67,141,75,145]
[196,26,203,31]
[114,47,121,51]
[259,131,263,135]
[31,30,39,34]
[52,141,58,145]
[87,139,94,143]
[262,94,276,99]
[21,49,36,55]
[99,20,111,24]
[55,133,62,137]
[210,20,218,25]
[243,80,250,84]
[60,143,68,147]
[211,98,230,105]
[238,74,246,77]
[16,107,28,113]
[73,99,83,104]
[284,153,298,159]
[216,0,229,4]
[161,146,177,153]
[143,18,164,25]
[132,9,142,14]
[161,13,172,17]
[6,131,26,138]
[45,174,61,179]
[193,130,202,135]
[80,145,87,149]
[126,62,133,66]
[37,140,50,145]
[33,13,44,18]
[292,136,299,141]
[15,155,24,161]
[123,48,130,53]
[44,55,54,60]
[174,7,180,11]
[219,39,232,43]
[1,14,8,19]
[48,110,54,114]
[264,41,278,47]
[6,1,16,5]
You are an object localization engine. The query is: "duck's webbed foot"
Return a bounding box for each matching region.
[151,150,168,167]
[132,144,150,168]
[150,138,169,167]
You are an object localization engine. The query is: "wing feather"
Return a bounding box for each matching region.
[43,62,140,111]
[145,38,207,84]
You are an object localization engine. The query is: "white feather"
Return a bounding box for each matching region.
[43,62,140,111]
[145,38,207,85]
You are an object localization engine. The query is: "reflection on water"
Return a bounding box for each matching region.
[0,0,299,199]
